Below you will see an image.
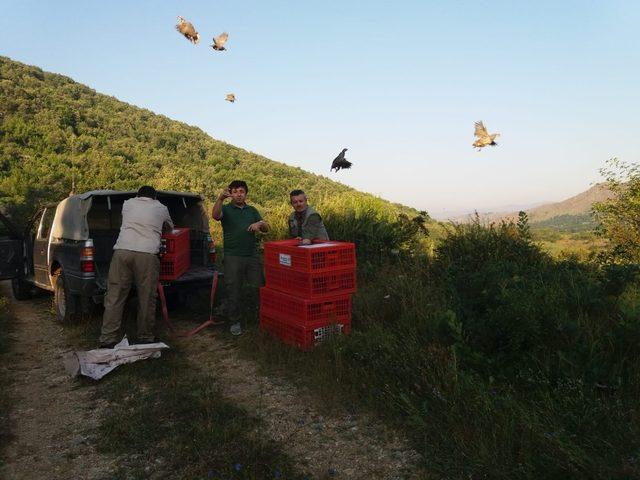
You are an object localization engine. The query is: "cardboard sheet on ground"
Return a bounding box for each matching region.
[63,337,169,380]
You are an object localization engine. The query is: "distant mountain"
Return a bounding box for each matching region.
[526,183,613,223]
[435,202,550,222]
[450,183,613,231]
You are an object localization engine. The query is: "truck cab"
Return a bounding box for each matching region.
[1,190,217,322]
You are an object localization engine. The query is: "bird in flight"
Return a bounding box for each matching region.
[175,16,200,44]
[473,121,500,151]
[330,148,352,172]
[211,32,229,51]
[225,93,236,103]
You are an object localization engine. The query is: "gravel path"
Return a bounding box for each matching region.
[0,281,118,480]
[0,281,424,479]
[177,320,425,479]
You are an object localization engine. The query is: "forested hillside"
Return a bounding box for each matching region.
[0,56,431,244]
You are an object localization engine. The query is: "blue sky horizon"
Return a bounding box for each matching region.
[2,1,638,217]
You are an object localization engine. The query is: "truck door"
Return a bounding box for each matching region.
[33,207,56,287]
[0,212,22,280]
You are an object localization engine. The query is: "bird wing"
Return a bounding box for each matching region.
[331,157,351,170]
[178,21,197,37]
[214,32,229,47]
[185,22,198,36]
[474,121,489,138]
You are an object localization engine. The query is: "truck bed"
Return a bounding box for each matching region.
[90,230,217,292]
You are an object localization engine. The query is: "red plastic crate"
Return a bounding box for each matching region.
[160,251,190,280]
[264,240,356,273]
[260,287,351,326]
[265,265,356,298]
[259,311,351,350]
[162,228,190,255]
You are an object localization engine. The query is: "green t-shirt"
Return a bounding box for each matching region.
[221,203,263,256]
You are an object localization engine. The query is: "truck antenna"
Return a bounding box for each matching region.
[69,164,76,196]
[69,135,76,196]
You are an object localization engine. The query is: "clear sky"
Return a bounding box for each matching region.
[1,1,638,217]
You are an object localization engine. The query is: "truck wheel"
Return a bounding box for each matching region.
[12,277,33,301]
[53,274,80,324]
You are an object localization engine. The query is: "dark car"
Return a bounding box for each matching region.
[0,190,217,322]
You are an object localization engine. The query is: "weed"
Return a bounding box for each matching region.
[94,350,304,479]
[236,218,640,479]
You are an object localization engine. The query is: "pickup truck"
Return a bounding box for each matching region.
[0,190,217,322]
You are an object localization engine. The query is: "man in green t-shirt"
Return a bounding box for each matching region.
[212,180,269,335]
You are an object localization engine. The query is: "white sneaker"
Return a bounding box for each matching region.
[230,322,242,336]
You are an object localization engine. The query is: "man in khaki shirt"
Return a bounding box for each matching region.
[99,186,173,347]
[288,189,329,244]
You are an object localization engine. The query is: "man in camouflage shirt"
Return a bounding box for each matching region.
[288,190,329,245]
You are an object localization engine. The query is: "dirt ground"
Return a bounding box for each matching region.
[181,333,424,479]
[0,282,119,480]
[0,281,424,479]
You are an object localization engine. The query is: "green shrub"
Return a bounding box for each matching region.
[593,158,640,263]
[244,219,640,479]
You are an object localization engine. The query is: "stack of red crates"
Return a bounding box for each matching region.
[260,239,357,350]
[160,228,191,281]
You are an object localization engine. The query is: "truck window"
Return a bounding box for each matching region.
[38,208,56,240]
[0,212,18,238]
[87,196,123,231]
[0,221,9,238]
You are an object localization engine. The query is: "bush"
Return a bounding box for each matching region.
[247,218,640,479]
[593,158,640,263]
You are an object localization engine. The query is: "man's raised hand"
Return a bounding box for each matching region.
[218,188,231,201]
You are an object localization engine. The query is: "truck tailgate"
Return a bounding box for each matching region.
[161,265,220,286]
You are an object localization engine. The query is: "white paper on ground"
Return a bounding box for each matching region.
[62,336,170,380]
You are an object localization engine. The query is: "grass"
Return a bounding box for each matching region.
[534,232,607,260]
[60,307,307,480]
[229,221,640,480]
[93,350,304,480]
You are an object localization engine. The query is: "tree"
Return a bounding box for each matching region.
[516,211,531,241]
[592,158,640,263]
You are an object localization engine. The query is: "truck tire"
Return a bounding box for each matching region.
[11,277,33,301]
[53,273,81,324]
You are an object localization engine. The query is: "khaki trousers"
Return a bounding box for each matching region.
[100,249,160,344]
[223,254,264,324]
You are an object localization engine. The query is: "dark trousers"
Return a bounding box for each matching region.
[100,249,159,344]
[223,254,264,324]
